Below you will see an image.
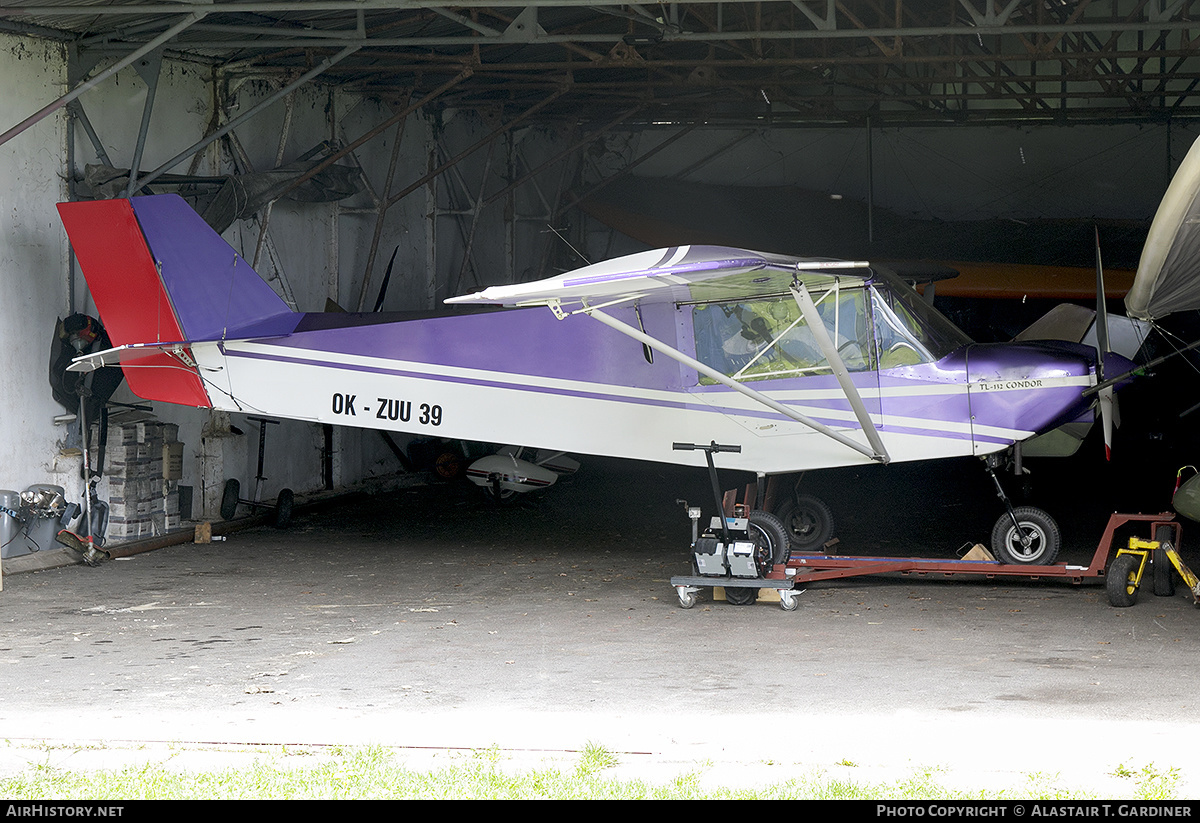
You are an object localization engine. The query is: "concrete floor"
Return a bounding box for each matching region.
[1,456,1198,796]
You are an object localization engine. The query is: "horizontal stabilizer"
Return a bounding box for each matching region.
[67,342,196,374]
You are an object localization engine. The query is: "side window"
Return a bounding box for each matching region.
[692,289,874,383]
[872,287,934,368]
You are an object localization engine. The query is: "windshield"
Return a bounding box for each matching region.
[870,269,972,368]
[691,270,970,383]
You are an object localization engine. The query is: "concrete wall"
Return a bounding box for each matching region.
[0,34,74,499]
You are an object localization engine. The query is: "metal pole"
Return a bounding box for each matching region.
[385,86,568,209]
[355,93,411,311]
[135,44,361,191]
[866,114,874,244]
[556,122,699,217]
[0,12,206,148]
[483,106,644,207]
[273,68,473,205]
[124,50,164,197]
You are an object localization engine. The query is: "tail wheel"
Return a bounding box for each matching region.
[1107,553,1141,608]
[990,507,1060,565]
[485,475,517,504]
[773,494,834,553]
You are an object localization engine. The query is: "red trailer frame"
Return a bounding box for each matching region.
[669,512,1184,610]
[770,512,1180,586]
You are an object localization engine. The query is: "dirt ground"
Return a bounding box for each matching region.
[1,453,1198,796]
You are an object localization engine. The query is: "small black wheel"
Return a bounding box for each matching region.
[773,494,834,553]
[676,588,698,609]
[747,510,791,570]
[1107,553,1141,608]
[485,475,517,504]
[220,479,240,521]
[990,507,1060,565]
[779,589,800,611]
[1153,525,1177,598]
[724,586,758,606]
[273,488,294,529]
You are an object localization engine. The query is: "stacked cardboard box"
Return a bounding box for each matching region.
[91,417,184,542]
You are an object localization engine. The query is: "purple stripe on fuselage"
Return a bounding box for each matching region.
[275,303,690,390]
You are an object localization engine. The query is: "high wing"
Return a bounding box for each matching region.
[1126,134,1200,322]
[446,245,869,311]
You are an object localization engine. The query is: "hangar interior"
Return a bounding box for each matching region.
[1,0,1199,557]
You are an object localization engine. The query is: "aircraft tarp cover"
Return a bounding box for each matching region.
[1126,135,1200,322]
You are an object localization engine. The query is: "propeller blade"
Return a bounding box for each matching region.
[1095,226,1114,460]
[1099,386,1115,461]
[1094,225,1110,376]
[373,246,400,313]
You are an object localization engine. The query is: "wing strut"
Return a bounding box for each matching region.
[790,282,889,462]
[583,306,889,463]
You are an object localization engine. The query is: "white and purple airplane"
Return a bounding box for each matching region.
[58,193,1129,567]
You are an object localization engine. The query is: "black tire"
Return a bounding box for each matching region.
[724,586,758,606]
[273,488,294,529]
[1153,525,1177,598]
[1107,553,1140,608]
[773,494,834,553]
[989,507,1060,565]
[747,509,791,570]
[220,479,240,521]
[484,476,517,504]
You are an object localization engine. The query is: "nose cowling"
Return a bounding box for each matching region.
[965,341,1109,437]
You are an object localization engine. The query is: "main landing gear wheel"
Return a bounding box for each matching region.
[774,494,834,553]
[989,507,1060,565]
[1107,553,1141,608]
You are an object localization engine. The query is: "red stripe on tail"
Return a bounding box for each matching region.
[58,199,210,407]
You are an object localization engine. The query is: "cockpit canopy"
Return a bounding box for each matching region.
[692,268,971,383]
